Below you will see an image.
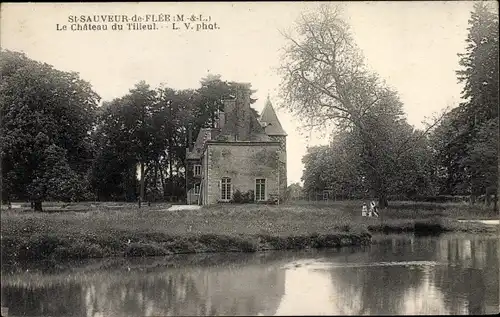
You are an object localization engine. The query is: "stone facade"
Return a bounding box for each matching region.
[186,91,287,205]
[203,142,280,205]
[269,135,287,198]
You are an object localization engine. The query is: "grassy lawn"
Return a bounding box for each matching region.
[1,201,497,263]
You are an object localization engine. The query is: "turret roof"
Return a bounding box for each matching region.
[260,96,287,136]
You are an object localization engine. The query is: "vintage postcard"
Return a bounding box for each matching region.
[1,1,498,316]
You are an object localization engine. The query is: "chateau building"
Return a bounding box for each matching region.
[186,90,287,205]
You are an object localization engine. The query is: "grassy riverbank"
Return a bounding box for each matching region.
[1,201,497,263]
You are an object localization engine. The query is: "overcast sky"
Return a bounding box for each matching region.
[1,1,484,185]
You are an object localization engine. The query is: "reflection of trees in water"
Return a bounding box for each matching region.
[370,235,437,262]
[3,236,497,316]
[401,265,462,315]
[329,267,367,315]
[325,235,498,315]
[327,237,427,315]
[329,265,426,315]
[2,263,286,317]
[3,283,87,317]
[181,266,286,316]
[433,236,499,315]
[79,268,286,316]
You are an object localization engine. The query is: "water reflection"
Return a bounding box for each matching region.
[276,266,335,315]
[1,234,498,316]
[2,257,287,317]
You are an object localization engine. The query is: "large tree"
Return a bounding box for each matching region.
[92,82,160,205]
[0,50,99,210]
[431,2,498,208]
[153,86,195,201]
[91,100,139,201]
[430,108,470,195]
[302,124,435,202]
[456,1,499,203]
[279,4,434,206]
[457,1,499,126]
[91,75,260,203]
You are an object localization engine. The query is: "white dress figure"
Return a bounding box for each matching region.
[370,201,379,217]
[362,204,368,217]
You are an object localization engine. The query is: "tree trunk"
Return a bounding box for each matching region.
[34,200,43,212]
[374,175,389,208]
[485,186,496,208]
[158,160,166,200]
[470,194,476,205]
[168,152,173,199]
[139,162,145,208]
[153,162,158,203]
[377,181,389,208]
[169,155,173,185]
[470,177,480,205]
[378,193,388,208]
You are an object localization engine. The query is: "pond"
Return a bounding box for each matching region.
[1,233,498,316]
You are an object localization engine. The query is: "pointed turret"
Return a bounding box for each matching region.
[260,96,287,136]
[260,96,287,199]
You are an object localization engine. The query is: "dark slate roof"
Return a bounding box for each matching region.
[187,93,286,160]
[260,97,287,136]
[186,127,220,160]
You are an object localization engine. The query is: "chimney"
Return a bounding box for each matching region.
[187,124,193,151]
[218,111,225,130]
[222,97,237,139]
[222,97,236,114]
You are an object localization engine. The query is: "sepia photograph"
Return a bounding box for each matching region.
[0,1,498,316]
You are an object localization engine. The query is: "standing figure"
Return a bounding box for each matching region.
[370,200,379,217]
[362,203,368,217]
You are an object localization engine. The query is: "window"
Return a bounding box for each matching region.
[221,178,231,201]
[194,165,201,176]
[255,179,266,201]
[194,183,200,195]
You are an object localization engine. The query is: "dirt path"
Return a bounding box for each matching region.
[168,205,202,211]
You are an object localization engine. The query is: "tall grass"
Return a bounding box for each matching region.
[1,201,497,263]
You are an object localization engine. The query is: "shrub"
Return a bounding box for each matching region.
[232,190,244,203]
[242,190,254,203]
[232,190,255,204]
[124,242,167,257]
